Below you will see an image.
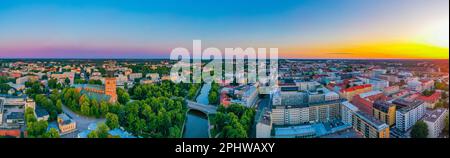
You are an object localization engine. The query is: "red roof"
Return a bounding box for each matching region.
[417,91,441,103]
[0,129,21,138]
[351,95,374,116]
[366,93,388,102]
[340,84,372,93]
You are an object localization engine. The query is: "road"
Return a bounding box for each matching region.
[61,105,105,138]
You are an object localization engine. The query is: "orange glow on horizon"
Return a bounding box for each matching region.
[281,42,449,59]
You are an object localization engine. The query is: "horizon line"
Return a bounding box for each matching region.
[0,57,449,60]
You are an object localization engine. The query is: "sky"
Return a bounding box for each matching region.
[0,0,448,59]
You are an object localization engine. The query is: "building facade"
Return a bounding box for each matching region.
[74,77,117,103]
[394,99,426,132]
[339,84,372,101]
[423,108,448,138]
[57,113,77,134]
[352,111,390,138]
[272,100,341,125]
[373,101,396,127]
[341,101,359,125]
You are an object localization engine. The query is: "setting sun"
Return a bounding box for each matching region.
[419,19,449,48]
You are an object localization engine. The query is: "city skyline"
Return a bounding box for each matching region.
[0,0,449,59]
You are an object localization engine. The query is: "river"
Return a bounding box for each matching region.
[183,83,211,138]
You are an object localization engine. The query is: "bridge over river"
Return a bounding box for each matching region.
[186,100,217,114]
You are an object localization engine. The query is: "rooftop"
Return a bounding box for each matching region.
[342,101,359,112]
[354,111,388,131]
[423,108,448,123]
[417,91,441,103]
[359,90,382,98]
[79,90,111,102]
[373,101,395,112]
[6,112,24,120]
[73,84,105,91]
[340,84,372,93]
[277,98,344,109]
[393,99,425,113]
[35,106,49,117]
[58,113,74,125]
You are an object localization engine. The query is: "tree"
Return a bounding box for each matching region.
[56,83,63,89]
[0,83,12,94]
[96,123,111,138]
[56,100,63,114]
[445,115,449,134]
[64,77,71,85]
[88,79,102,85]
[168,126,181,138]
[210,104,255,138]
[100,101,110,116]
[75,79,87,84]
[87,123,111,138]
[87,131,98,138]
[81,102,91,116]
[208,91,218,105]
[411,121,429,138]
[43,128,60,138]
[117,88,130,104]
[422,90,435,97]
[48,78,58,89]
[208,81,220,105]
[106,113,119,129]
[124,82,128,90]
[27,120,49,138]
[90,99,100,117]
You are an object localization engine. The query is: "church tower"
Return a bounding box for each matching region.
[105,71,117,103]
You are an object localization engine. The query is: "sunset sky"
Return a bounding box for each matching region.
[0,0,448,59]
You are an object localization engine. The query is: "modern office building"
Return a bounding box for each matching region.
[272,99,341,125]
[394,99,426,132]
[373,101,396,127]
[352,111,390,138]
[423,108,448,138]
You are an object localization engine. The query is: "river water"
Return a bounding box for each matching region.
[183,83,211,138]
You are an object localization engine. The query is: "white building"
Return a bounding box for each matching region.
[369,78,389,91]
[341,101,359,125]
[407,78,434,92]
[242,85,258,107]
[116,74,128,86]
[0,100,4,125]
[423,108,448,138]
[16,76,30,85]
[394,99,426,132]
[129,73,143,81]
[295,81,320,91]
[372,69,387,77]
